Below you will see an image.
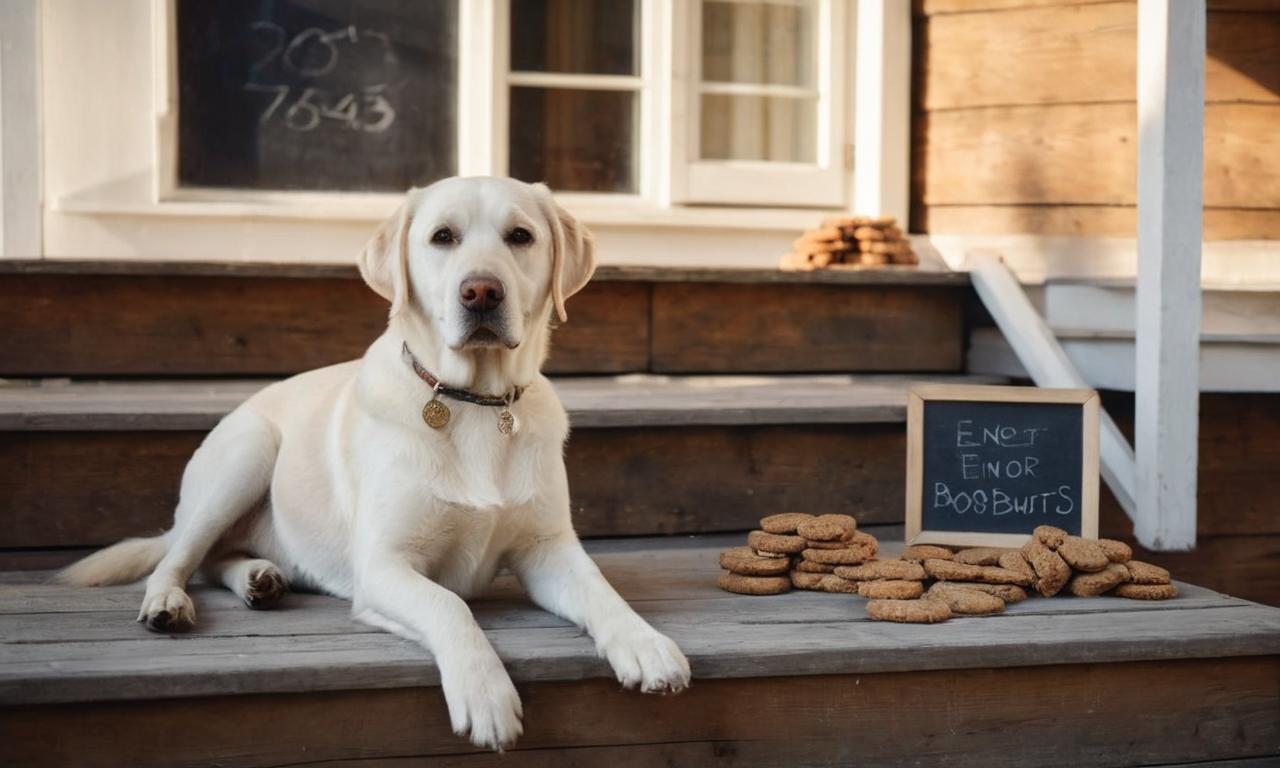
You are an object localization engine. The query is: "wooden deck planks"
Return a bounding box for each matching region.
[0,374,1000,432]
[3,536,1279,708]
[3,657,1274,768]
[0,265,969,378]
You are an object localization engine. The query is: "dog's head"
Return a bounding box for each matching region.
[358,177,596,354]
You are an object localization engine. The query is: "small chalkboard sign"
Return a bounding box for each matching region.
[906,384,1099,548]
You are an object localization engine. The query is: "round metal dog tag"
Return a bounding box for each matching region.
[422,398,451,429]
[496,409,517,436]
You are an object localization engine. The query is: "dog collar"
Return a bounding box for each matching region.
[401,342,524,435]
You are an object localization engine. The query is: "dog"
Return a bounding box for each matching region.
[59,176,691,751]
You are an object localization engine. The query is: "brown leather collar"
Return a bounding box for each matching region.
[401,342,524,407]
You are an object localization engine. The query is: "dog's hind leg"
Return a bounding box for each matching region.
[139,409,280,632]
[206,555,288,610]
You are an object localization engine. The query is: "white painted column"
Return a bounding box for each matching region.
[1134,0,1205,551]
[853,0,910,224]
[0,0,43,258]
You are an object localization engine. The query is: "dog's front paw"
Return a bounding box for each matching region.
[439,652,524,751]
[136,586,196,633]
[600,624,691,694]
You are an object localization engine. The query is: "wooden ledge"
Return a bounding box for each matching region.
[0,259,969,287]
[0,374,1003,432]
[2,533,1279,707]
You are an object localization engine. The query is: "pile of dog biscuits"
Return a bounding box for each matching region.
[779,216,917,271]
[718,519,1177,624]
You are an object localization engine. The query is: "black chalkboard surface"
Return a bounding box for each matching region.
[906,384,1100,548]
[177,0,457,192]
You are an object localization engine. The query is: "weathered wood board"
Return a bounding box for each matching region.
[911,1,1280,239]
[1,535,1278,767]
[916,103,1280,209]
[0,424,909,549]
[0,263,970,378]
[0,273,649,376]
[0,374,1000,550]
[918,3,1280,109]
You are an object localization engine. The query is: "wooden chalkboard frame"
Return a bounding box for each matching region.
[906,383,1100,548]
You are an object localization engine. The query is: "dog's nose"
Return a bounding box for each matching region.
[459,275,505,312]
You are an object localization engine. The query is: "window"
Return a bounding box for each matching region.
[175,0,458,193]
[164,0,850,208]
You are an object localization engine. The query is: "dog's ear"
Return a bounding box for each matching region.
[358,189,419,318]
[536,184,597,323]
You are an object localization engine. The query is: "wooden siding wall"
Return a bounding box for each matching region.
[911,0,1280,239]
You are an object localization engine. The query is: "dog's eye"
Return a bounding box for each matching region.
[430,227,455,246]
[506,227,533,246]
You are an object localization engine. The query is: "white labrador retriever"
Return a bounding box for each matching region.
[60,176,691,751]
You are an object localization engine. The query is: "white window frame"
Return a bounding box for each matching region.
[672,0,849,207]
[149,0,890,213]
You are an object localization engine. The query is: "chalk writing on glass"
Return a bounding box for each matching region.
[241,22,398,134]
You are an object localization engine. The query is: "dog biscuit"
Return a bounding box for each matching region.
[796,514,857,542]
[1097,538,1133,564]
[977,565,1035,587]
[858,580,924,600]
[805,539,853,550]
[1125,560,1172,585]
[802,545,875,565]
[834,560,926,582]
[942,582,1027,604]
[1113,582,1178,600]
[747,530,807,555]
[1033,525,1069,549]
[719,547,791,576]
[718,571,790,595]
[1023,539,1071,597]
[1068,563,1130,597]
[925,583,1006,615]
[794,559,837,573]
[954,547,1009,566]
[760,513,814,535]
[998,551,1036,582]
[790,571,858,593]
[901,545,953,562]
[866,598,951,624]
[922,559,984,581]
[1057,536,1109,573]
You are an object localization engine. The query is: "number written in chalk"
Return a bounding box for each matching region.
[241,22,397,133]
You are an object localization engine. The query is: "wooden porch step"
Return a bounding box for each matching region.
[0,260,970,377]
[2,534,1278,767]
[0,373,999,558]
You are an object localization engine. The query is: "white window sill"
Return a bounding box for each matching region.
[52,185,843,233]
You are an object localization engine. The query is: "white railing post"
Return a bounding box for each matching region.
[1135,0,1205,551]
[853,0,910,223]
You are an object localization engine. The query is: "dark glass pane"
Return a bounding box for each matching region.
[177,0,457,191]
[511,0,637,75]
[508,87,636,193]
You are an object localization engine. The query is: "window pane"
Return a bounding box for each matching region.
[510,0,637,75]
[701,1,814,86]
[700,94,816,163]
[508,87,636,193]
[177,0,457,192]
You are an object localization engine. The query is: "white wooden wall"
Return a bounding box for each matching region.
[0,0,42,258]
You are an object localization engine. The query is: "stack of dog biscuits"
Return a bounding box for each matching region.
[779,216,918,272]
[717,520,1178,620]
